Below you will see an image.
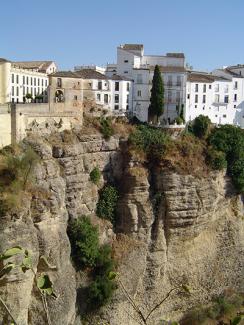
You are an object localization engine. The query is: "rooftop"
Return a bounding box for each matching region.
[120,44,144,51]
[187,71,230,83]
[109,74,133,81]
[51,69,108,80]
[166,53,185,58]
[12,60,54,72]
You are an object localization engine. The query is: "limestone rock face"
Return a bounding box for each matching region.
[0,131,243,325]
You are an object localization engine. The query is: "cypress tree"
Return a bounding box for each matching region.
[149,65,164,122]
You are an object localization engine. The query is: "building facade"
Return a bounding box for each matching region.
[50,69,133,115]
[186,70,244,127]
[0,59,57,104]
[106,44,187,122]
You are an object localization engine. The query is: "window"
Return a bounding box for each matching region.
[195,105,197,108]
[177,76,181,86]
[234,105,237,108]
[124,71,128,74]
[137,74,142,84]
[127,82,130,91]
[176,91,180,103]
[126,105,129,111]
[23,76,25,84]
[168,75,173,87]
[124,60,128,63]
[137,90,142,97]
[203,84,206,93]
[38,79,40,86]
[234,81,238,89]
[42,79,44,86]
[203,95,206,103]
[74,95,78,100]
[97,93,101,101]
[26,76,29,85]
[223,114,227,118]
[45,80,48,87]
[12,74,14,83]
[195,94,198,103]
[57,78,62,87]
[16,87,19,96]
[34,78,36,86]
[104,94,108,103]
[209,85,212,89]
[126,94,129,103]
[195,84,198,92]
[224,95,229,103]
[234,94,237,101]
[224,85,229,93]
[115,82,119,91]
[168,91,172,103]
[23,87,25,95]
[215,94,220,103]
[115,94,119,103]
[12,86,14,96]
[215,84,219,92]
[98,81,102,90]
[114,105,119,110]
[16,75,19,84]
[187,94,190,99]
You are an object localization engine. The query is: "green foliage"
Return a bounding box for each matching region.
[96,185,119,223]
[192,115,211,138]
[149,65,164,121]
[93,245,115,277]
[175,116,184,125]
[37,274,56,297]
[68,216,100,269]
[100,118,114,140]
[90,167,101,185]
[0,146,39,216]
[206,148,227,170]
[87,275,116,310]
[208,125,244,192]
[128,124,170,162]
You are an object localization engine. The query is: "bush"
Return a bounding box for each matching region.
[206,148,227,170]
[96,185,119,223]
[128,125,170,162]
[175,116,184,125]
[100,118,114,140]
[67,216,99,269]
[192,115,211,139]
[90,167,101,185]
[87,275,116,310]
[208,125,244,192]
[93,244,115,277]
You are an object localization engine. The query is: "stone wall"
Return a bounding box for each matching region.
[0,104,11,147]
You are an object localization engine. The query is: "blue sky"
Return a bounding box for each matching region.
[1,0,244,71]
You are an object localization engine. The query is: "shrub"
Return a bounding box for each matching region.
[208,125,244,192]
[87,275,116,310]
[100,118,114,140]
[93,244,115,277]
[192,115,211,139]
[90,167,101,185]
[67,216,99,269]
[128,125,170,162]
[96,185,119,223]
[206,148,227,170]
[175,116,184,125]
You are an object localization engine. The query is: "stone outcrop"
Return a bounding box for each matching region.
[0,131,243,325]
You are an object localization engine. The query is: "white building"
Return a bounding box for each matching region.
[0,59,57,104]
[186,70,244,127]
[51,69,132,114]
[106,44,187,122]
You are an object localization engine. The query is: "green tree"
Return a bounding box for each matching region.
[192,115,211,139]
[149,65,164,122]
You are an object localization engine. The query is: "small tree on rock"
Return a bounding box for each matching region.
[148,65,164,123]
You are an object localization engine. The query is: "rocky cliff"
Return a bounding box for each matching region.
[0,130,243,325]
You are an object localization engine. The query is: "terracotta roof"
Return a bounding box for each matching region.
[51,69,108,80]
[187,72,215,83]
[121,44,144,51]
[12,60,54,72]
[166,53,185,58]
[187,72,230,83]
[51,71,81,78]
[109,74,133,81]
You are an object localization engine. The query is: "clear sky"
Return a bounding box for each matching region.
[1,0,244,72]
